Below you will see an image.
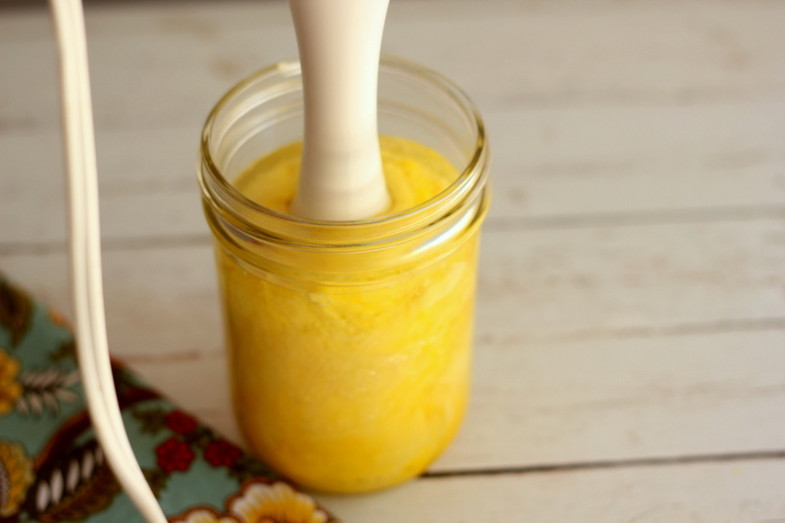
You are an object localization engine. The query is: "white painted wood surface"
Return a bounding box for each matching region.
[2,1,784,521]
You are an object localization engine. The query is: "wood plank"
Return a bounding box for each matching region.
[127,328,785,474]
[316,460,785,522]
[444,329,785,469]
[2,0,784,135]
[487,101,785,220]
[0,128,205,247]
[475,220,785,345]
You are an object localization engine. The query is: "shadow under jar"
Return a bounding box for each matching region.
[198,56,490,494]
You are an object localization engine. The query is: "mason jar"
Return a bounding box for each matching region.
[198,56,490,493]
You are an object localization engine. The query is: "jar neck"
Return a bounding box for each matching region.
[198,56,490,274]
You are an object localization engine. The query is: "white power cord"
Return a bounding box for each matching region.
[49,1,168,522]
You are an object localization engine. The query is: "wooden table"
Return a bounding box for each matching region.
[2,1,784,520]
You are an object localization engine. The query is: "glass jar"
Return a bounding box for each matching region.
[198,56,490,493]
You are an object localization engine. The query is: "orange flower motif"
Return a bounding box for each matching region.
[0,349,22,415]
[229,482,327,523]
[168,480,329,523]
[47,307,70,329]
[0,440,34,517]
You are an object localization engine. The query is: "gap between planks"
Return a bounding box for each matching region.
[421,448,785,480]
[3,203,785,256]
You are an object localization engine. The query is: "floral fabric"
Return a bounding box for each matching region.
[0,277,339,523]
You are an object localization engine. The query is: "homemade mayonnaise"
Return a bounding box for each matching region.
[217,136,480,493]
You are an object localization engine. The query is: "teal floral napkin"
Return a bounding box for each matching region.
[0,277,338,523]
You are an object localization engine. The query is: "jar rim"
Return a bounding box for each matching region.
[199,55,488,245]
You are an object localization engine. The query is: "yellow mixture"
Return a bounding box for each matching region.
[217,136,480,493]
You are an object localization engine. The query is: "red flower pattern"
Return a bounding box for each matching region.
[165,410,198,435]
[156,437,195,473]
[204,439,243,468]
